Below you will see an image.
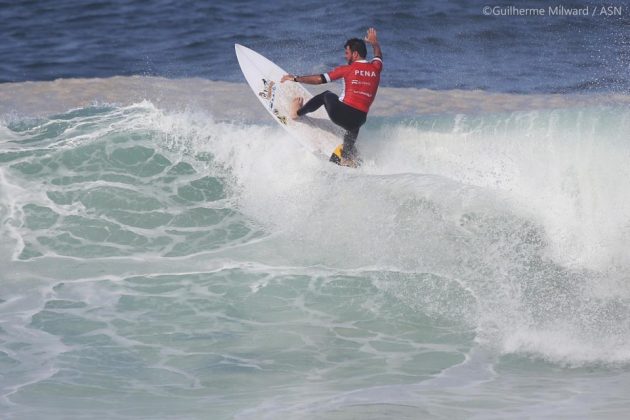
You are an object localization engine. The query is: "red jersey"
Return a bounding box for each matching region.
[323,57,383,113]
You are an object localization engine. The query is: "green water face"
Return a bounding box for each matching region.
[4,270,472,419]
[2,109,260,260]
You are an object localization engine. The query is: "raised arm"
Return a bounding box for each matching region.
[364,27,382,59]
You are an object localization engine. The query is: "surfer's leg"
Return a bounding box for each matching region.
[341,128,360,160]
[297,91,336,116]
[325,100,366,160]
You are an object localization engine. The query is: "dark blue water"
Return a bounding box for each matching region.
[0,0,628,93]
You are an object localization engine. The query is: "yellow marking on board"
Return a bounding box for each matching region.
[333,144,343,159]
[329,144,359,167]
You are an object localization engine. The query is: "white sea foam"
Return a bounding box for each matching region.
[2,86,630,418]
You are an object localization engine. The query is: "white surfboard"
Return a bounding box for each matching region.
[234,44,343,159]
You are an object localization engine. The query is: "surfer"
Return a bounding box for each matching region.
[281,28,382,166]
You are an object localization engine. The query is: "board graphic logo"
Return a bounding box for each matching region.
[258,79,276,104]
[273,108,287,125]
[259,79,286,124]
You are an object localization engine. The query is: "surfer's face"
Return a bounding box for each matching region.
[344,47,359,64]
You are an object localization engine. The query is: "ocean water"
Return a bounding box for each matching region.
[2,1,630,419]
[1,0,628,92]
[1,88,630,418]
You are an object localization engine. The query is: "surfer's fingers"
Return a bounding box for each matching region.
[365,28,377,43]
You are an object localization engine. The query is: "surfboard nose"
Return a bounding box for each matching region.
[235,44,251,61]
[235,44,252,54]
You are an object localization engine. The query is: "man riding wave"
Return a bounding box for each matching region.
[281,28,383,166]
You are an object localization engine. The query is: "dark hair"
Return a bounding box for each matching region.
[344,38,367,58]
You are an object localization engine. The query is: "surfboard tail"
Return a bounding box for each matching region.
[329,144,360,168]
[329,144,343,165]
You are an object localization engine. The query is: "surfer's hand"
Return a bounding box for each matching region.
[365,28,378,45]
[281,74,295,83]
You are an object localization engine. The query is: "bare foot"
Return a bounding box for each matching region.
[291,97,303,119]
[340,157,358,168]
